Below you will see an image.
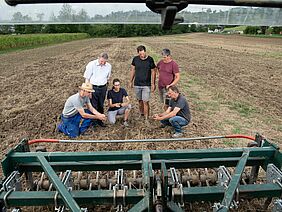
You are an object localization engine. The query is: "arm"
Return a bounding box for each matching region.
[84,62,93,83]
[121,96,130,107]
[154,107,180,121]
[129,65,135,88]
[151,68,157,92]
[77,103,106,121]
[108,99,121,108]
[166,73,180,89]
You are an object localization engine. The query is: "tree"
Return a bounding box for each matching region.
[12,12,23,22]
[58,4,74,21]
[36,13,44,22]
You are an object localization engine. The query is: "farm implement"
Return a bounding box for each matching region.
[1,134,282,211]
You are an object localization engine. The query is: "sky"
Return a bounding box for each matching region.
[0,2,235,20]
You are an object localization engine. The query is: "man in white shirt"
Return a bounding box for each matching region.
[84,52,112,127]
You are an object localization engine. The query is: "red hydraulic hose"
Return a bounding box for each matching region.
[28,138,59,145]
[225,134,255,141]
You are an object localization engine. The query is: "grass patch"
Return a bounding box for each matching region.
[223,26,247,32]
[0,33,90,53]
[228,101,256,117]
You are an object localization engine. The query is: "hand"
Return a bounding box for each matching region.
[99,114,106,121]
[115,103,121,107]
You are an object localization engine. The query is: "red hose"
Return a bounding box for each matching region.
[28,139,59,145]
[225,134,256,141]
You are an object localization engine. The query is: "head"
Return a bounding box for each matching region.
[112,78,121,91]
[98,52,109,65]
[79,82,94,97]
[167,85,180,100]
[161,48,171,62]
[137,45,146,59]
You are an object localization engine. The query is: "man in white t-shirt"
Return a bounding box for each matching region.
[84,52,112,127]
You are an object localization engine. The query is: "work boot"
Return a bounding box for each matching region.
[172,132,183,138]
[123,121,129,127]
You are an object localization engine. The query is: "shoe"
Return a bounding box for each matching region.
[123,121,129,127]
[159,124,166,128]
[172,132,183,138]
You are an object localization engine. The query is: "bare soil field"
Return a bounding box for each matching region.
[0,33,281,211]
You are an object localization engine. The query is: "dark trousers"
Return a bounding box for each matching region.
[91,85,107,114]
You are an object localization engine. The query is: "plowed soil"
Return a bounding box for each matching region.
[0,33,281,211]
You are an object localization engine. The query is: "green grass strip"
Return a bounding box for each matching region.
[0,33,90,52]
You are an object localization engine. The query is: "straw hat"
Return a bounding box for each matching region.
[79,82,95,92]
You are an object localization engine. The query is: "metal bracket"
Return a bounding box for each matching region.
[2,171,21,192]
[54,170,73,212]
[272,199,282,212]
[170,168,184,206]
[267,164,282,187]
[217,166,231,187]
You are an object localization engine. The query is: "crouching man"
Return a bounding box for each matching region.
[107,78,131,127]
[153,85,191,138]
[58,82,106,138]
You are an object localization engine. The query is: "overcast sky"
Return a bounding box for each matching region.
[0,2,235,20]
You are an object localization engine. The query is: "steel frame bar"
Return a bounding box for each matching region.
[37,155,81,212]
[218,150,249,211]
[0,190,145,206]
[2,147,275,176]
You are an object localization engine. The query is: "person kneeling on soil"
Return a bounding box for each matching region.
[153,85,191,138]
[57,82,106,138]
[107,78,131,127]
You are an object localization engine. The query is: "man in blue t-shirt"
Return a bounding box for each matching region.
[153,85,191,138]
[107,79,131,127]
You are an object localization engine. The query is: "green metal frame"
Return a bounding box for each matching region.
[1,137,282,211]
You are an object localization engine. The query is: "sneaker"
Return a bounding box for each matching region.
[159,124,166,128]
[172,132,183,138]
[123,121,129,127]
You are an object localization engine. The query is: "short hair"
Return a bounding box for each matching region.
[100,52,108,60]
[162,48,171,56]
[168,85,179,93]
[137,45,146,52]
[112,78,120,84]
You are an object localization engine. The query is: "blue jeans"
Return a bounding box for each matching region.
[161,116,189,133]
[57,109,93,138]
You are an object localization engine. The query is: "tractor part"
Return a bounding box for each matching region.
[1,134,282,211]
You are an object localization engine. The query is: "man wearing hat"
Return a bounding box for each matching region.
[57,82,106,138]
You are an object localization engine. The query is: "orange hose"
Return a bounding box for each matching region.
[225,134,256,141]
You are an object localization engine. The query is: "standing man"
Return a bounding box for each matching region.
[157,48,180,109]
[153,86,191,138]
[107,78,131,127]
[57,82,106,138]
[84,52,111,127]
[130,45,156,122]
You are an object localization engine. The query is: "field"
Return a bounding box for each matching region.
[0,33,282,211]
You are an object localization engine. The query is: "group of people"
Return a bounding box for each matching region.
[57,45,191,138]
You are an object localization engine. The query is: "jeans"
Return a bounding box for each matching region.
[160,116,189,133]
[57,109,93,138]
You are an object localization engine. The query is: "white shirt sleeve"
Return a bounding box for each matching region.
[83,61,93,80]
[107,63,112,80]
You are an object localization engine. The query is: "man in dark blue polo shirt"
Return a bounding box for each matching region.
[153,85,191,138]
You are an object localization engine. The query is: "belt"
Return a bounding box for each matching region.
[93,84,106,88]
